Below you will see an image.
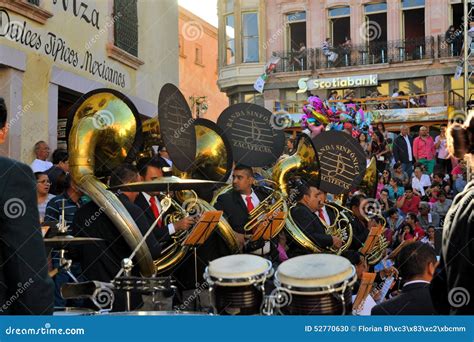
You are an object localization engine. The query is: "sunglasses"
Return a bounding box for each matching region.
[37,180,51,185]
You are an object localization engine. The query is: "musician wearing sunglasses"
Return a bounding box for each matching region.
[287,179,342,256]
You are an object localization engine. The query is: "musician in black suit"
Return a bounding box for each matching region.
[135,157,195,243]
[0,98,54,314]
[288,179,342,256]
[73,164,162,311]
[348,193,370,251]
[371,242,437,315]
[214,164,274,255]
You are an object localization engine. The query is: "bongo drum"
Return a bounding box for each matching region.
[274,254,356,315]
[204,254,273,315]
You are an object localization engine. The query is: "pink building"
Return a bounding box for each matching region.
[217,0,465,131]
[179,7,229,122]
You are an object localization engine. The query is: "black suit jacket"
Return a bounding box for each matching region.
[393,134,414,164]
[289,203,333,254]
[0,157,54,315]
[349,216,369,251]
[213,187,269,234]
[371,282,436,315]
[134,192,171,243]
[431,180,474,315]
[73,193,161,311]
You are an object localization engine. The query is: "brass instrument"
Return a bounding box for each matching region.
[272,135,354,254]
[142,117,238,273]
[68,90,156,277]
[364,214,390,265]
[69,89,239,276]
[210,181,287,241]
[153,192,239,274]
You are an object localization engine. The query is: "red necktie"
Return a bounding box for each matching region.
[149,197,162,225]
[246,195,254,213]
[318,209,327,224]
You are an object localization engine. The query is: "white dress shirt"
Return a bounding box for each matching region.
[403,280,430,288]
[241,191,270,255]
[240,191,260,209]
[403,135,413,162]
[412,174,431,196]
[316,206,331,225]
[31,159,53,172]
[142,192,175,235]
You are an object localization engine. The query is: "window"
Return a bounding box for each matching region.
[27,0,40,5]
[195,44,203,65]
[242,12,259,63]
[114,0,138,57]
[328,7,351,17]
[365,3,387,13]
[402,0,425,9]
[179,35,185,57]
[243,92,263,105]
[328,7,351,46]
[225,15,235,65]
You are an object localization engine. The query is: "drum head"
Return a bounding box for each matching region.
[207,254,271,281]
[276,254,354,288]
[53,307,96,316]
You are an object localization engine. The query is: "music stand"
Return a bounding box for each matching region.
[249,211,285,242]
[353,272,376,313]
[183,211,223,289]
[360,225,384,256]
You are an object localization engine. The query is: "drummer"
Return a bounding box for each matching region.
[214,164,277,259]
[73,164,162,311]
[288,178,342,257]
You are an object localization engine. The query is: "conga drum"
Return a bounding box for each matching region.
[274,254,356,315]
[204,254,273,315]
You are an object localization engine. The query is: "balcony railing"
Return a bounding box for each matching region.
[273,36,435,72]
[438,34,462,58]
[273,50,314,72]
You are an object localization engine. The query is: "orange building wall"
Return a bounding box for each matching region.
[179,7,228,122]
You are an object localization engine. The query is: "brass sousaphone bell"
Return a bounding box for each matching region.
[67,87,239,277]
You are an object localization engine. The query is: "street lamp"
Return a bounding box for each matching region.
[189,95,208,118]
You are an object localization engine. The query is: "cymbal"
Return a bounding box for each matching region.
[109,176,227,192]
[44,236,105,248]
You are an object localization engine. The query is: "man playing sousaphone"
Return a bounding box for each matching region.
[287,178,343,257]
[214,164,277,259]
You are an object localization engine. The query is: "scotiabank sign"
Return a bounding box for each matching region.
[297,74,378,92]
